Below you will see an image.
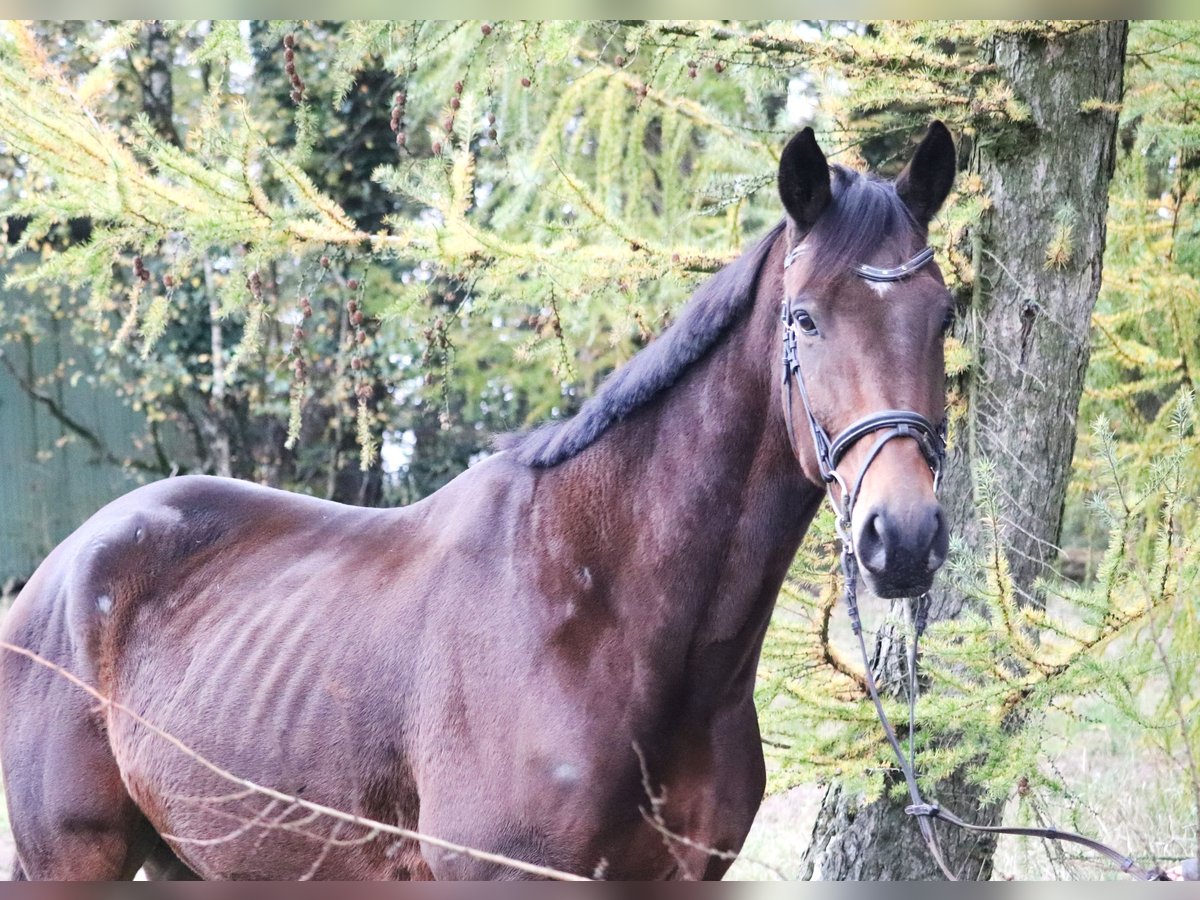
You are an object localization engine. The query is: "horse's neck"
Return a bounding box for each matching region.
[546,273,823,678]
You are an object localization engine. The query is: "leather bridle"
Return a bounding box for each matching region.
[779,238,1167,882]
[780,243,946,528]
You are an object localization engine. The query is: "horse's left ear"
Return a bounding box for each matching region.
[778,127,832,231]
[895,121,957,226]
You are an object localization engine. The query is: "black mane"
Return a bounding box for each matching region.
[498,222,783,468]
[500,166,918,468]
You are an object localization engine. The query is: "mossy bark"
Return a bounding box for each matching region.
[801,20,1129,881]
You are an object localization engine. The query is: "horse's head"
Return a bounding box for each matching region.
[776,123,956,599]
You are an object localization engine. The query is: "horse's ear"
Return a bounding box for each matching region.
[895,121,956,226]
[778,128,832,231]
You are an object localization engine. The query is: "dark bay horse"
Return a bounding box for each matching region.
[0,123,957,880]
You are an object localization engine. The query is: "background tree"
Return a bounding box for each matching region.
[799,21,1130,880]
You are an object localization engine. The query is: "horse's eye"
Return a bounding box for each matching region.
[940,308,956,335]
[795,309,819,336]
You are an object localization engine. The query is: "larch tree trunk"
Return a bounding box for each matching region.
[801,21,1129,881]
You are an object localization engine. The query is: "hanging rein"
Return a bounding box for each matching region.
[779,241,1168,882]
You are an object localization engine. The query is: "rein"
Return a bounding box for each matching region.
[780,241,1167,882]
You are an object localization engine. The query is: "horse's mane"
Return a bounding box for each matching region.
[495,221,783,468]
[499,165,918,468]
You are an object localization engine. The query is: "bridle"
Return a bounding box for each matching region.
[780,242,947,528]
[778,237,1167,882]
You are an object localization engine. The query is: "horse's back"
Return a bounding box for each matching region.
[4,475,369,675]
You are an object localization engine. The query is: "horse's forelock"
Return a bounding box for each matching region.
[803,166,922,278]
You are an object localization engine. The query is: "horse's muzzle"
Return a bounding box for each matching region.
[855,501,948,599]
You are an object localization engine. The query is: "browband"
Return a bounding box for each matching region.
[853,246,935,282]
[783,243,936,284]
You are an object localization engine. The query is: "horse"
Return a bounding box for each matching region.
[0,122,957,880]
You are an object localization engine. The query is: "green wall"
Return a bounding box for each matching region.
[0,321,160,584]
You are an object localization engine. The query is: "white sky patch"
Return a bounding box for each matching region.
[380,429,416,475]
[783,21,828,127]
[786,79,818,127]
[227,21,255,93]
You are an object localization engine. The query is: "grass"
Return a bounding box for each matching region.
[726,785,823,879]
[990,695,1199,880]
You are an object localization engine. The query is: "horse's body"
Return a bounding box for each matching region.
[0,125,957,880]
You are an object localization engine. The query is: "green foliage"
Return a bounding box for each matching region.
[1075,21,1200,515]
[758,394,1198,814]
[0,20,1023,490]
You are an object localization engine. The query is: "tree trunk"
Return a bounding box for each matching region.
[801,21,1129,881]
[141,21,181,147]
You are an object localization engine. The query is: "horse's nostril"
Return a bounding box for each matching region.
[857,503,948,586]
[858,510,889,575]
[870,514,885,541]
[926,507,949,572]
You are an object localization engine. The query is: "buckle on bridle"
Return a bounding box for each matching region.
[905,802,941,818]
[825,411,946,478]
